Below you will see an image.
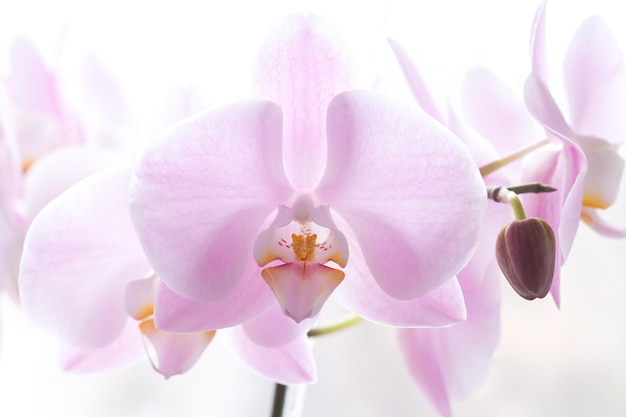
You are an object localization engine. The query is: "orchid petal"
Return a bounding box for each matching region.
[332,215,466,327]
[461,67,540,159]
[154,260,276,333]
[577,136,624,209]
[241,302,315,348]
[82,54,129,127]
[60,318,145,373]
[581,207,626,238]
[7,38,81,156]
[317,91,486,299]
[0,119,22,214]
[0,217,23,299]
[530,0,548,82]
[24,146,119,221]
[262,262,344,323]
[524,74,589,256]
[446,105,500,171]
[387,38,445,124]
[564,16,626,144]
[219,328,316,384]
[125,277,158,321]
[7,38,61,118]
[253,14,361,189]
[399,260,501,417]
[139,319,215,379]
[130,100,292,302]
[19,166,152,347]
[524,73,575,142]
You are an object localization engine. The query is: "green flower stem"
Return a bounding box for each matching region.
[479,139,550,177]
[307,314,364,337]
[508,193,527,220]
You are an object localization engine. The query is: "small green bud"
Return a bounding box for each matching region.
[496,217,556,300]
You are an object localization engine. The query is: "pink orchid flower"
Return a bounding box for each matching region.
[129,14,486,329]
[526,1,626,238]
[388,39,504,417]
[18,165,316,383]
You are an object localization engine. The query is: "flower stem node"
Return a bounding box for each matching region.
[496,217,556,300]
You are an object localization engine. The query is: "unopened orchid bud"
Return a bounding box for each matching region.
[496,217,556,300]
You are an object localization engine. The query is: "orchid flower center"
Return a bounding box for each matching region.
[253,195,349,323]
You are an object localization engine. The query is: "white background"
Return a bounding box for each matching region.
[1,0,626,416]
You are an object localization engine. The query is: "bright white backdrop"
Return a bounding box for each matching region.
[1,1,625,416]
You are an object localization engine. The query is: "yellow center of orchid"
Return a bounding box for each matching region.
[291,233,317,261]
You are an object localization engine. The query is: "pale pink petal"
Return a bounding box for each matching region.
[399,259,501,417]
[0,117,23,215]
[524,74,575,141]
[154,260,276,332]
[82,54,129,127]
[524,74,588,253]
[253,14,361,189]
[0,125,25,297]
[399,329,450,417]
[524,72,589,256]
[387,38,445,124]
[564,16,626,143]
[24,145,119,221]
[6,38,82,155]
[581,207,626,238]
[19,166,152,347]
[219,328,316,385]
[446,105,500,171]
[530,0,548,82]
[130,100,293,302]
[577,136,624,209]
[332,214,466,327]
[0,216,24,300]
[139,319,215,379]
[147,85,206,136]
[7,38,60,118]
[241,303,315,348]
[261,262,344,323]
[461,67,540,159]
[317,91,486,299]
[125,277,158,320]
[60,318,145,373]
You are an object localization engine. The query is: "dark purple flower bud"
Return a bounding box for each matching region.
[496,217,556,300]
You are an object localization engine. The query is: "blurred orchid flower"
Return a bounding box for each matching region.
[388,39,503,417]
[129,14,486,329]
[18,165,315,383]
[526,1,625,238]
[3,38,83,165]
[0,39,123,300]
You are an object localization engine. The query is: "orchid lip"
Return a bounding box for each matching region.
[253,194,348,322]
